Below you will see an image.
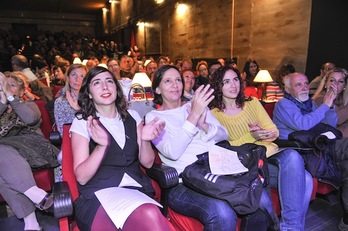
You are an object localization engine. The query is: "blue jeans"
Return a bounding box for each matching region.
[268,149,313,231]
[241,189,280,231]
[168,183,238,231]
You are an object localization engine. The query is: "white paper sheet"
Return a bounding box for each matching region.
[208,144,249,175]
[95,187,162,229]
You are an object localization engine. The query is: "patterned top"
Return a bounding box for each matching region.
[54,96,77,135]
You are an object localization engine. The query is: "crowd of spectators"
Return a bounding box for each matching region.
[0,29,129,72]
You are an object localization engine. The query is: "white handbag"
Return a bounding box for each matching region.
[127,83,155,119]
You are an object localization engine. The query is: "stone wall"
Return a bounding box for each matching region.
[112,0,311,73]
[234,0,312,74]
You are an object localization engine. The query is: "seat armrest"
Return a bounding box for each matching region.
[53,181,73,219]
[146,163,179,189]
[146,163,179,217]
[274,139,314,152]
[49,131,62,147]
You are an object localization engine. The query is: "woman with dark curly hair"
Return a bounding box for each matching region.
[210,66,313,231]
[241,59,260,98]
[70,66,169,231]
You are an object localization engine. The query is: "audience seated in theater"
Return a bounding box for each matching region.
[174,57,183,71]
[4,71,40,101]
[11,54,38,82]
[51,65,66,88]
[54,64,87,136]
[225,57,238,69]
[241,59,260,98]
[99,55,109,66]
[157,56,169,68]
[265,63,296,101]
[146,65,276,231]
[11,54,53,102]
[182,69,195,102]
[0,72,59,231]
[130,45,144,70]
[273,72,348,231]
[107,58,121,80]
[242,59,260,87]
[86,58,97,71]
[145,60,158,82]
[107,58,131,97]
[208,61,222,80]
[54,56,70,73]
[217,58,225,66]
[312,67,348,138]
[210,66,312,231]
[181,57,193,71]
[70,66,170,231]
[145,61,158,81]
[309,62,335,96]
[30,54,50,84]
[195,60,209,89]
[120,55,138,79]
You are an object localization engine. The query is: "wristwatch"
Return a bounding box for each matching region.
[7,95,15,102]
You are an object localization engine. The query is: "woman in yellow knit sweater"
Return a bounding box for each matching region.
[209,66,313,231]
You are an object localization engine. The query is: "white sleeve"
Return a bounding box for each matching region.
[199,109,228,142]
[128,109,142,126]
[70,117,90,141]
[146,110,198,161]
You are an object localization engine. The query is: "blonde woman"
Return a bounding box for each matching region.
[54,64,88,135]
[312,67,348,137]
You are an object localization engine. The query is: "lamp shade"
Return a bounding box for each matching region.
[253,70,273,83]
[73,57,82,64]
[82,59,88,66]
[132,72,152,88]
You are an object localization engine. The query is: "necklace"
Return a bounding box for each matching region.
[70,90,78,101]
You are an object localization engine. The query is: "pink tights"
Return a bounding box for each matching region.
[91,203,171,231]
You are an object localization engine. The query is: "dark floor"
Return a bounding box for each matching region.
[0,192,344,231]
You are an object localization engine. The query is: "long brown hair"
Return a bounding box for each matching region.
[209,66,251,110]
[76,66,128,120]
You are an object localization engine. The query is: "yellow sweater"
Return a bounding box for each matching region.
[211,98,279,157]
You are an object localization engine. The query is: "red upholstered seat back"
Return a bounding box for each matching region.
[62,124,79,201]
[34,100,53,140]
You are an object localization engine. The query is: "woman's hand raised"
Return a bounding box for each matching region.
[141,117,165,141]
[187,84,214,126]
[87,116,109,147]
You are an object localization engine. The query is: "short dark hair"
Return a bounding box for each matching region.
[152,65,184,105]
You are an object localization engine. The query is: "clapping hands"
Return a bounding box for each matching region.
[142,117,165,141]
[323,82,338,108]
[87,116,109,147]
[188,84,214,132]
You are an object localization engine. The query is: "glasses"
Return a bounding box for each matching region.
[324,67,334,71]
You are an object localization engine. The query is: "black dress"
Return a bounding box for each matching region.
[74,115,155,231]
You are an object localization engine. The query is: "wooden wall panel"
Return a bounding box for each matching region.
[234,0,311,73]
[131,0,311,73]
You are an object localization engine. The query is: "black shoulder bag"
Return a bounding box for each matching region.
[181,141,268,215]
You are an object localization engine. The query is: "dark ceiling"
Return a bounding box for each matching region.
[1,0,108,14]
